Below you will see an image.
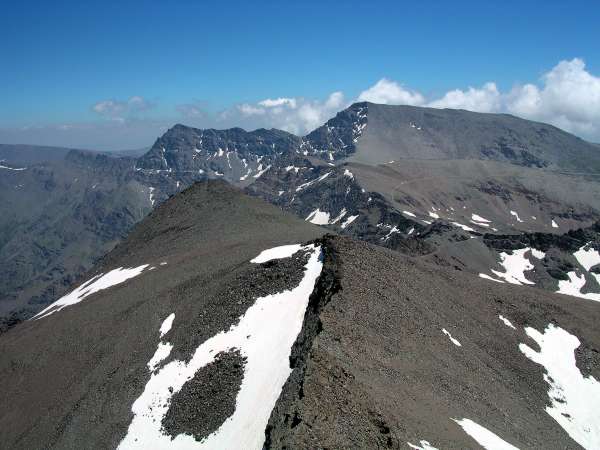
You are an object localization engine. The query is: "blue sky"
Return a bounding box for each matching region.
[1,0,599,150]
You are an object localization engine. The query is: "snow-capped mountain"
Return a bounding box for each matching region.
[2,103,600,330]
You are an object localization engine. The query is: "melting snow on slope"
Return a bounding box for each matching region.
[341,214,359,229]
[250,244,304,263]
[442,328,461,347]
[160,313,175,337]
[530,248,545,260]
[330,208,347,224]
[573,243,600,288]
[490,248,536,285]
[118,245,323,450]
[0,164,27,171]
[306,208,331,225]
[149,187,156,206]
[510,211,524,223]
[499,315,516,329]
[407,440,439,449]
[382,226,400,241]
[453,418,520,450]
[451,222,476,232]
[253,164,271,179]
[240,168,252,181]
[33,265,150,319]
[295,171,331,192]
[519,324,600,449]
[479,273,505,283]
[148,342,173,372]
[557,272,600,302]
[574,243,600,271]
[471,214,491,223]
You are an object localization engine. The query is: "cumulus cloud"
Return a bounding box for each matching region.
[258,97,297,108]
[46,58,600,149]
[428,82,501,112]
[92,96,154,119]
[357,78,425,105]
[504,58,600,138]
[227,91,348,135]
[355,58,600,141]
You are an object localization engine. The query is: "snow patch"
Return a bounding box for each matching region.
[147,342,173,372]
[499,315,516,329]
[451,222,476,232]
[295,172,331,192]
[407,440,439,449]
[0,164,27,171]
[343,168,354,179]
[552,219,559,228]
[250,244,303,264]
[453,418,519,450]
[402,210,416,218]
[340,214,358,229]
[471,214,491,223]
[240,167,252,181]
[479,273,505,283]
[160,313,175,338]
[306,209,331,225]
[574,243,600,271]
[383,226,400,241]
[519,324,600,449]
[530,248,545,260]
[442,328,461,347]
[253,164,271,179]
[330,208,347,224]
[557,272,600,302]
[510,210,524,222]
[490,248,535,285]
[149,187,156,206]
[33,265,150,319]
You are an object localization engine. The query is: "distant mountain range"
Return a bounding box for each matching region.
[1,102,600,330]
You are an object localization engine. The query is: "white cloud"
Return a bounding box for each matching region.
[258,97,297,108]
[29,58,599,150]
[355,59,600,141]
[225,91,348,135]
[505,58,600,138]
[92,96,154,119]
[357,78,425,105]
[428,82,501,112]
